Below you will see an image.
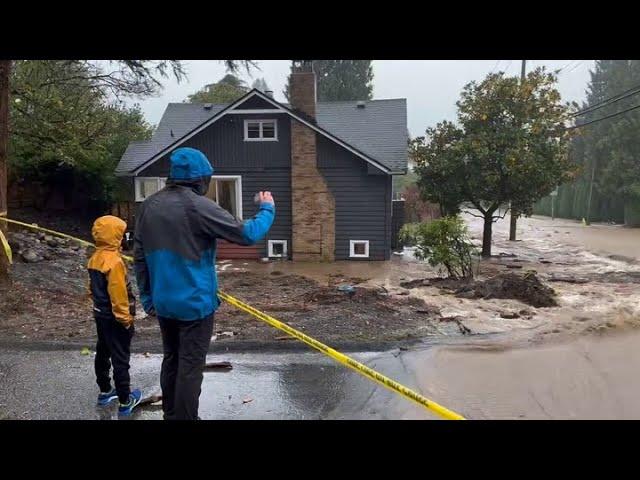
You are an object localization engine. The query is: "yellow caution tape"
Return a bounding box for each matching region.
[0,217,94,248]
[218,291,465,419]
[0,228,12,265]
[0,216,466,420]
[0,211,12,264]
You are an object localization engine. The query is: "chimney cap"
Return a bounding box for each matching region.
[356,101,366,108]
[292,60,314,73]
[264,90,274,98]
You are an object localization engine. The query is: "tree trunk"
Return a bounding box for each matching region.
[482,213,493,257]
[509,208,518,241]
[0,60,11,281]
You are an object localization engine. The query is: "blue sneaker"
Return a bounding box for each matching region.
[118,389,142,416]
[97,388,118,406]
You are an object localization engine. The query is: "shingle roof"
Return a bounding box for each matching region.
[116,96,407,175]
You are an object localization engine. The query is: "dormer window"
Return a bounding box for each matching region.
[244,119,278,141]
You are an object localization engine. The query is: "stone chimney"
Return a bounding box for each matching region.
[289,61,317,119]
[289,61,335,261]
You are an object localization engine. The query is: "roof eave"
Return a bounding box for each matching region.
[130,89,395,176]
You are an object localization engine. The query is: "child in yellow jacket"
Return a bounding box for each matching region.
[88,215,142,416]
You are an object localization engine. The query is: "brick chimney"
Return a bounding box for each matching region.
[289,61,335,261]
[289,61,317,119]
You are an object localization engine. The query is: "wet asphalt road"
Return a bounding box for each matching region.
[4,331,640,420]
[0,346,428,420]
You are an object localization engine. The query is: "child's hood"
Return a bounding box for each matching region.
[92,215,126,250]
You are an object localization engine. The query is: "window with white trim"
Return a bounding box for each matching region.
[135,177,166,202]
[244,119,278,141]
[207,176,243,220]
[268,240,288,258]
[349,240,370,258]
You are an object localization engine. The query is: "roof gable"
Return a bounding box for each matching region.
[116,89,408,175]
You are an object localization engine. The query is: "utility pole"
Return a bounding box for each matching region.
[0,60,11,280]
[509,59,527,241]
[585,154,597,226]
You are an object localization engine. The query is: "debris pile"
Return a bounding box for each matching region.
[401,271,558,308]
[458,272,558,308]
[7,230,86,263]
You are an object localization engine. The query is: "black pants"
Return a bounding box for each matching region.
[158,314,214,420]
[95,316,134,403]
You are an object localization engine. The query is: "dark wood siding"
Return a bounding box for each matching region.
[317,135,391,261]
[136,114,292,259]
[130,112,393,261]
[234,96,277,109]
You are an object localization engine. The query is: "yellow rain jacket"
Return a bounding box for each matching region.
[88,216,135,327]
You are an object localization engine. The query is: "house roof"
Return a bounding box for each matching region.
[116,92,407,175]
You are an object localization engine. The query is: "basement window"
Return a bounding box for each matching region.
[135,177,166,202]
[268,240,288,258]
[349,240,370,258]
[244,119,278,141]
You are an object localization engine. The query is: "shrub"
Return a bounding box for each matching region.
[399,216,477,279]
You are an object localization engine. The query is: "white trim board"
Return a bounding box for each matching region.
[227,109,285,114]
[349,240,370,258]
[131,89,395,176]
[267,239,288,258]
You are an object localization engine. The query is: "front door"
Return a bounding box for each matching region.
[206,175,259,260]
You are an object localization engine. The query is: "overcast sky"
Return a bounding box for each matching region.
[126,60,595,137]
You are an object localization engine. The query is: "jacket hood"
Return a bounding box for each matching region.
[169,147,214,180]
[92,215,126,250]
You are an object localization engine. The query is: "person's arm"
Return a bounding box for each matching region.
[200,191,275,246]
[107,259,134,327]
[133,208,154,315]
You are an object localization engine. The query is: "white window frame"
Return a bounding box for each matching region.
[210,175,243,220]
[135,177,166,202]
[243,119,278,142]
[268,240,288,258]
[349,240,370,258]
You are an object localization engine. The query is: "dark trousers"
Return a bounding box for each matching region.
[95,316,134,403]
[158,314,214,420]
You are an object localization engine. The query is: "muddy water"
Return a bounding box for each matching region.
[216,213,640,343]
[460,214,640,341]
[381,214,640,340]
[391,331,640,419]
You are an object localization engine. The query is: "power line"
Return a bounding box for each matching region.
[555,60,578,75]
[572,83,640,117]
[566,60,585,73]
[567,101,640,130]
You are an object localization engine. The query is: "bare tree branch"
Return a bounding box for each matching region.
[463,209,486,219]
[492,209,509,220]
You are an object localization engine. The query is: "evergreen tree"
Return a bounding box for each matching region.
[283,60,374,102]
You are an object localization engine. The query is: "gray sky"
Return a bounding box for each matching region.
[127,60,595,137]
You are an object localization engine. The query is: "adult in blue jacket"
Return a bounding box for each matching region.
[134,147,275,420]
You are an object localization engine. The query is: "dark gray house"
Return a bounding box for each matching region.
[114,62,407,261]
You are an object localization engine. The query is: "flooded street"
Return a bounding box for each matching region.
[404,331,640,419]
[222,213,640,344]
[4,331,640,419]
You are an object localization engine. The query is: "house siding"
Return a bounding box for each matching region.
[135,113,292,259]
[317,135,391,261]
[130,113,393,261]
[233,96,277,109]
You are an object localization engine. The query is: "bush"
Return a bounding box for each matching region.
[399,216,477,279]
